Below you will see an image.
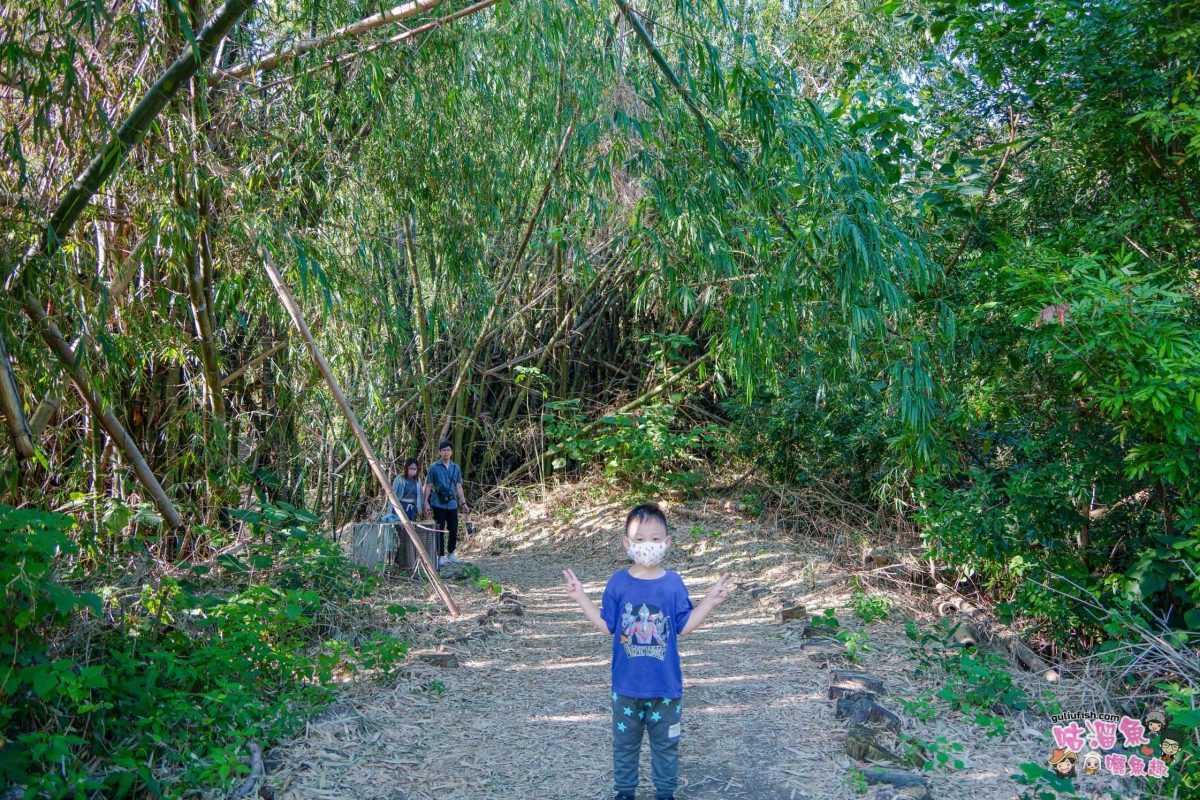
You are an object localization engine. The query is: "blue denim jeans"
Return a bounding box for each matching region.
[612,693,681,798]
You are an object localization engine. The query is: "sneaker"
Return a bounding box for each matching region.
[436,556,447,568]
[447,553,461,565]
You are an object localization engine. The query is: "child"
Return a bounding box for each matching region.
[563,503,732,800]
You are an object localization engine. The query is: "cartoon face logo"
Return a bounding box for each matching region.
[1082,752,1101,775]
[1144,710,1168,735]
[1160,729,1184,764]
[1049,748,1078,778]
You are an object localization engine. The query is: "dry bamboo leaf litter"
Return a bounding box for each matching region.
[262,487,1129,799]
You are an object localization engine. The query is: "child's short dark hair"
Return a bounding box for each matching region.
[625,503,668,535]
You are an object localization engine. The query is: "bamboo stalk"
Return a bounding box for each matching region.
[477,249,625,475]
[216,0,445,82]
[403,214,438,456]
[435,120,576,444]
[259,249,460,616]
[187,231,227,420]
[29,379,64,437]
[0,316,35,460]
[2,0,256,292]
[21,292,183,529]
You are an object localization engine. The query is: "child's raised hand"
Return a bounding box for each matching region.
[562,568,586,601]
[707,573,733,606]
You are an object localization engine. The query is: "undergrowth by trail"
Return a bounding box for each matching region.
[4,479,1195,799]
[263,481,1189,800]
[0,502,415,798]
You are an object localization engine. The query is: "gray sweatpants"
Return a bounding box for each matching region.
[611,693,682,798]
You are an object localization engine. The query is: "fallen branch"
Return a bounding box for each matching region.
[1085,487,1152,521]
[230,740,264,798]
[221,341,287,386]
[934,583,1058,681]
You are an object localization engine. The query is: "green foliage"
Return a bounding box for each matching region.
[0,503,406,798]
[727,373,898,503]
[900,734,966,772]
[546,399,718,493]
[905,622,1031,738]
[810,608,841,633]
[461,564,503,595]
[850,579,892,623]
[847,765,869,794]
[837,629,871,664]
[1012,762,1085,800]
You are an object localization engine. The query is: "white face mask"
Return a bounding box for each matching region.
[626,540,669,567]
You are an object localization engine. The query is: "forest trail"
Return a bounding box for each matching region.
[264,489,1081,800]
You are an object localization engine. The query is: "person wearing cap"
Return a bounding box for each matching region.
[423,440,470,567]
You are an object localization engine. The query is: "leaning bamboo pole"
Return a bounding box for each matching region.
[21,293,183,529]
[0,316,34,460]
[216,0,444,83]
[260,248,460,616]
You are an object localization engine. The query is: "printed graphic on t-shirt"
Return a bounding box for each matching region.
[619,601,669,660]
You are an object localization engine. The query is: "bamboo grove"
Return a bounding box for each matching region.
[3,0,1200,794]
[3,0,1200,736]
[1,0,936,542]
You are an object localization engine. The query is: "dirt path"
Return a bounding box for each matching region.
[265,492,1094,800]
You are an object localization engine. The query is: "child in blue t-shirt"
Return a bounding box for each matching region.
[563,503,733,800]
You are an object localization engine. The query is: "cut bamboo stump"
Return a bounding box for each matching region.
[780,603,807,623]
[836,695,902,733]
[801,637,846,663]
[414,649,459,668]
[862,767,931,792]
[829,670,885,699]
[845,723,905,764]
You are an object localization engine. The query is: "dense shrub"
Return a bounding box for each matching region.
[0,502,406,798]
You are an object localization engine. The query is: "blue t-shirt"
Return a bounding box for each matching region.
[601,569,693,699]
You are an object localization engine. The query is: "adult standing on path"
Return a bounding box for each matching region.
[389,457,425,523]
[424,440,470,568]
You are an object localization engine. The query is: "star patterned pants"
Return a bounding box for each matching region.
[611,693,682,798]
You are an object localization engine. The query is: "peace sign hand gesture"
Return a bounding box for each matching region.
[563,568,587,602]
[707,573,734,606]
